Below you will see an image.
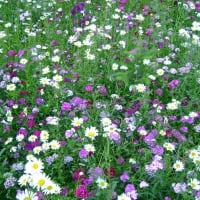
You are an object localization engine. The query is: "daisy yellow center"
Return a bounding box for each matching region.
[24,197,31,200]
[47,185,53,190]
[88,131,95,137]
[32,163,39,169]
[195,159,200,164]
[191,152,197,157]
[99,181,105,187]
[38,179,45,186]
[175,164,181,169]
[191,183,196,188]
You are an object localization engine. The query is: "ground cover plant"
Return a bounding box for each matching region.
[0,0,200,199]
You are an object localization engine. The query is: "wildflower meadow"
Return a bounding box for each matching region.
[1,0,200,199]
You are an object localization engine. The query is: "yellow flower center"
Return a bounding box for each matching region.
[32,163,39,169]
[47,185,53,190]
[88,131,95,137]
[38,179,45,186]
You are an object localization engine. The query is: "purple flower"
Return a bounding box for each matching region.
[109,131,121,142]
[61,102,71,111]
[17,128,28,136]
[155,88,163,95]
[195,2,200,12]
[195,190,200,198]
[172,129,187,143]
[36,97,44,105]
[180,116,194,124]
[164,197,171,200]
[120,172,129,182]
[83,176,93,186]
[98,86,107,96]
[120,0,127,4]
[180,126,188,133]
[65,129,75,138]
[117,157,125,164]
[73,168,86,182]
[46,156,55,165]
[11,163,23,171]
[4,176,16,189]
[71,2,85,15]
[125,184,138,199]
[194,124,200,132]
[172,182,187,194]
[60,187,68,196]
[88,167,103,179]
[151,145,164,156]
[85,85,93,92]
[64,156,73,163]
[17,50,26,57]
[145,155,164,175]
[74,185,88,199]
[79,149,89,158]
[168,79,179,89]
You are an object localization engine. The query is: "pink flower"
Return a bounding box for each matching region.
[74,185,89,199]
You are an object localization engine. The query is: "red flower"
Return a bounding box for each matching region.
[104,166,116,178]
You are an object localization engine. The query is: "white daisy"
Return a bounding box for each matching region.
[85,126,99,140]
[101,117,112,127]
[71,117,84,127]
[50,140,60,150]
[24,158,44,174]
[18,174,30,187]
[40,130,49,142]
[117,193,131,200]
[135,84,146,93]
[173,160,184,172]
[84,144,95,153]
[42,180,61,195]
[6,83,16,91]
[16,189,38,200]
[31,173,50,190]
[163,142,175,152]
[96,177,109,189]
[188,178,200,190]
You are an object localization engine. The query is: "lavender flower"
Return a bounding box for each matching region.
[64,156,73,164]
[120,172,129,182]
[11,163,24,171]
[4,176,16,189]
[172,182,187,193]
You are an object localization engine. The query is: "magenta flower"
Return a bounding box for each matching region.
[168,79,179,89]
[195,2,200,12]
[98,86,107,96]
[26,120,35,127]
[74,185,88,199]
[119,0,127,4]
[61,102,71,111]
[85,85,93,92]
[79,149,89,158]
[73,168,86,182]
